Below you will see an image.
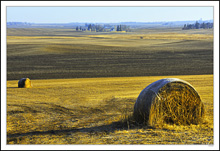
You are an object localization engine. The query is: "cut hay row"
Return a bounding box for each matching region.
[133,78,205,127]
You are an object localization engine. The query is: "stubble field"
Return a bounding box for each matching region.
[7,28,213,80]
[6,28,214,144]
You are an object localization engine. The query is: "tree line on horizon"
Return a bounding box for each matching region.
[75,24,130,32]
[182,21,213,30]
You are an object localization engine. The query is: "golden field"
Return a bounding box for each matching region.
[7,74,213,144]
[6,27,214,145]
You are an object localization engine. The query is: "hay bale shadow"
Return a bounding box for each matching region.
[7,113,150,143]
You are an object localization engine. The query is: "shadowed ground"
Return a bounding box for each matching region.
[7,28,213,80]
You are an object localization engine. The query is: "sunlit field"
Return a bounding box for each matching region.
[6,28,213,144]
[7,75,213,144]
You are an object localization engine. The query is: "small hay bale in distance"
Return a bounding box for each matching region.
[18,78,32,88]
[133,78,205,127]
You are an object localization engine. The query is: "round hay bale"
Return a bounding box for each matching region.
[133,78,205,127]
[18,78,32,88]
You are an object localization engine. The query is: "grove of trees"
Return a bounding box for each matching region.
[182,21,213,30]
[76,24,130,32]
[116,25,130,31]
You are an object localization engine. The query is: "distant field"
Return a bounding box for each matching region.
[7,75,213,144]
[7,28,213,80]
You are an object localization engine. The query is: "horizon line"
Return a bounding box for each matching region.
[7,19,214,24]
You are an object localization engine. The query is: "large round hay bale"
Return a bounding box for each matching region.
[18,78,32,88]
[133,78,205,127]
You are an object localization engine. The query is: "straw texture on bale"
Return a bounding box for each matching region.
[133,78,205,127]
[18,78,32,88]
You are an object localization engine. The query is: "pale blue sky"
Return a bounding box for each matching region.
[7,6,213,23]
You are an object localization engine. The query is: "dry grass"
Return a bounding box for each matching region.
[7,28,213,55]
[150,82,204,127]
[6,28,213,145]
[6,75,213,144]
[7,33,213,52]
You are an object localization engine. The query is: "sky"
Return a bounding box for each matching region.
[7,6,213,23]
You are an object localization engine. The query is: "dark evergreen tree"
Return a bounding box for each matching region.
[88,24,92,30]
[183,24,187,29]
[117,25,119,31]
[195,21,200,29]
